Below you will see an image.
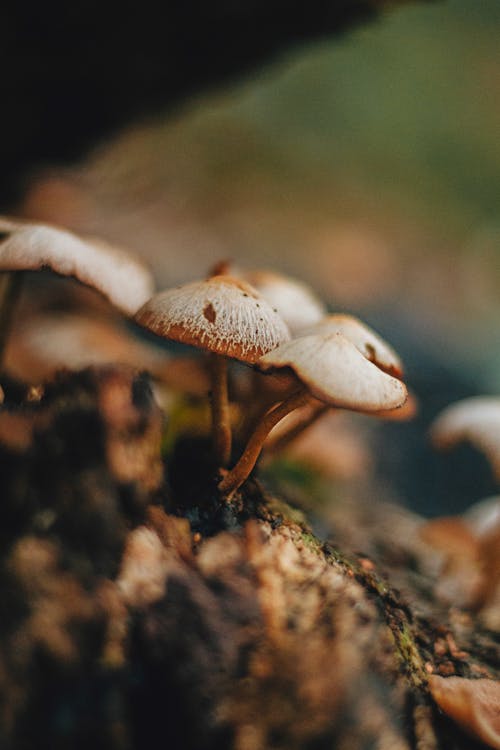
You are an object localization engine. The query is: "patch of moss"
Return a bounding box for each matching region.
[264,495,309,529]
[261,458,331,512]
[161,397,210,456]
[392,621,426,688]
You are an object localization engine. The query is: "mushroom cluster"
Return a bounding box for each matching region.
[133,265,410,500]
[0,216,412,502]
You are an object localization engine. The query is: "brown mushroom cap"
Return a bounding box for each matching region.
[304,313,403,377]
[242,269,327,335]
[430,397,500,481]
[257,332,407,412]
[134,275,291,363]
[428,675,500,749]
[0,217,155,315]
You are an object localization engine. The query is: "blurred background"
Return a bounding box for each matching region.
[11,0,500,517]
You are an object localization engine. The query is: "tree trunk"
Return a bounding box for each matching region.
[0,366,497,749]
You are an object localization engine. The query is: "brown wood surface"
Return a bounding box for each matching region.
[0,365,497,749]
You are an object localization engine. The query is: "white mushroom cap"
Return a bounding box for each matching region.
[257,332,407,412]
[464,495,500,538]
[242,269,327,335]
[304,313,403,377]
[430,396,500,480]
[134,275,291,363]
[5,313,169,381]
[0,217,155,315]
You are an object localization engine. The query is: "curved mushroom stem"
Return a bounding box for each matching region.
[0,272,23,371]
[218,387,311,499]
[266,402,330,454]
[210,353,232,467]
[237,371,297,445]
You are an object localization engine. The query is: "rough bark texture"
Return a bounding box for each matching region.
[0,365,497,749]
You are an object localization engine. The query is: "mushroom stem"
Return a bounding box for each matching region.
[238,380,291,445]
[0,272,23,370]
[266,402,330,454]
[210,353,232,467]
[218,387,310,499]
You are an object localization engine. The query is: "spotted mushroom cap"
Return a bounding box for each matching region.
[0,217,155,315]
[430,396,500,481]
[241,269,327,335]
[257,332,407,412]
[134,275,291,363]
[304,313,403,377]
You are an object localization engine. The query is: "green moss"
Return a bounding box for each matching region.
[299,531,322,554]
[161,396,210,456]
[392,621,426,687]
[264,496,309,529]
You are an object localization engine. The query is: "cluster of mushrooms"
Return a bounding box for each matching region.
[0,216,412,499]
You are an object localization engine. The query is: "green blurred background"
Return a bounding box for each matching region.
[22,0,500,515]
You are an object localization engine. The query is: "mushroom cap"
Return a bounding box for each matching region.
[0,217,155,315]
[304,313,403,377]
[428,675,500,749]
[134,275,291,363]
[372,390,418,421]
[430,396,500,481]
[257,332,407,412]
[242,269,327,335]
[5,312,169,381]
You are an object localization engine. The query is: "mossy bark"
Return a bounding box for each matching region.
[0,365,497,749]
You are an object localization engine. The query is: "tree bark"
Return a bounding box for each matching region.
[0,365,497,749]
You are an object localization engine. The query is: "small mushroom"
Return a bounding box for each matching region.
[218,331,407,497]
[134,274,291,466]
[0,217,155,315]
[428,675,500,749]
[430,396,500,481]
[242,268,327,335]
[0,216,155,365]
[5,312,169,381]
[304,313,403,377]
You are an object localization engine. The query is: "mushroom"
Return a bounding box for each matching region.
[0,216,155,364]
[218,331,407,498]
[242,269,327,335]
[430,396,500,481]
[303,313,403,377]
[134,274,291,466]
[5,312,170,382]
[262,319,410,454]
[428,675,500,749]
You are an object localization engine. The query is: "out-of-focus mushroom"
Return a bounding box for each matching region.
[242,269,327,335]
[418,517,483,609]
[5,313,169,382]
[428,675,500,749]
[465,495,500,538]
[304,313,403,377]
[218,331,407,498]
[266,408,372,479]
[4,310,211,397]
[430,397,500,481]
[134,275,290,466]
[0,216,155,366]
[0,217,155,315]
